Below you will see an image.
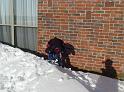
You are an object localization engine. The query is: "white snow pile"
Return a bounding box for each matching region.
[0,43,124,92]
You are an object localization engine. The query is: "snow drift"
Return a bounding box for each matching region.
[0,43,124,92]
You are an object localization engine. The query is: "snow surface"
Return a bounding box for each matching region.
[0,43,124,92]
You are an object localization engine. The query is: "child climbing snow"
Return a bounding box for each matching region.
[45,37,65,67]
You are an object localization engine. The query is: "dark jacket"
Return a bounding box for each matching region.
[45,37,64,53]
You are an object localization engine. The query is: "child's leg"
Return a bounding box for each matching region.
[48,52,54,62]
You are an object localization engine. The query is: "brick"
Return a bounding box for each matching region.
[38,1,43,4]
[48,0,52,7]
[86,11,91,19]
[95,10,104,14]
[114,17,123,20]
[105,2,114,7]
[38,0,124,76]
[96,3,104,7]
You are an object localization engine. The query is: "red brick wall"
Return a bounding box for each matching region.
[38,0,124,74]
